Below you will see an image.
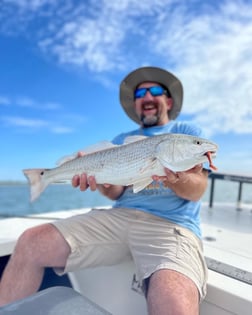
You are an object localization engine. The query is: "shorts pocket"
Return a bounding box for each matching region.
[174,227,198,260]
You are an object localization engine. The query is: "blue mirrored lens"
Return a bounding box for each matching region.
[134,86,165,99]
[149,86,164,96]
[134,88,147,98]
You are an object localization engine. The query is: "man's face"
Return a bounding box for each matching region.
[134,82,173,127]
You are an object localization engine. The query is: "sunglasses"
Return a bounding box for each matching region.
[134,86,170,99]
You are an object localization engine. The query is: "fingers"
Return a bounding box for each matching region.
[152,171,179,184]
[152,164,203,185]
[72,174,81,187]
[77,151,85,158]
[72,173,97,191]
[164,169,180,183]
[80,173,90,191]
[190,164,203,173]
[87,175,97,191]
[176,172,189,183]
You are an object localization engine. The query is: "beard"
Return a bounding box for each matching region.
[140,113,160,127]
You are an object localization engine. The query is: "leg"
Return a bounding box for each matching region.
[0,223,70,306]
[129,211,208,314]
[147,269,199,315]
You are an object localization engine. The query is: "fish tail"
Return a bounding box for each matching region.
[23,169,49,202]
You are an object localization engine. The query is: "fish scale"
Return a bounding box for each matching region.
[23,133,218,202]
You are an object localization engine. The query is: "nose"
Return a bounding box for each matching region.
[143,90,154,101]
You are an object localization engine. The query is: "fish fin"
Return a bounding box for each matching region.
[123,135,147,145]
[82,141,118,153]
[131,158,161,192]
[132,177,153,193]
[23,169,49,202]
[56,141,118,166]
[138,157,159,174]
[56,153,78,166]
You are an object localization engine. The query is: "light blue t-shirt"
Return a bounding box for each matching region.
[112,121,210,239]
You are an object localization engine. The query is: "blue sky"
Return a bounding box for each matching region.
[1,0,252,181]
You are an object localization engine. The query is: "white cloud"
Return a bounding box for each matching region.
[16,97,36,108]
[16,97,61,110]
[2,0,54,10]
[1,116,48,128]
[0,93,85,134]
[1,115,74,134]
[38,5,126,71]
[0,95,62,110]
[147,0,252,135]
[51,126,74,134]
[0,0,252,136]
[0,96,11,106]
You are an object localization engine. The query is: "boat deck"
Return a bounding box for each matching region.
[201,202,252,267]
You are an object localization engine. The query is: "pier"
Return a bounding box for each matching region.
[208,172,252,208]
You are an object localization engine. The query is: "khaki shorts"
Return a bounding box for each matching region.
[52,208,208,299]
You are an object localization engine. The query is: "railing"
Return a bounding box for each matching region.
[208,172,252,208]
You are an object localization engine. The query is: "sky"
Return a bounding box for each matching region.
[0,0,252,181]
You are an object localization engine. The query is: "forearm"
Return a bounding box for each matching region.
[97,184,126,200]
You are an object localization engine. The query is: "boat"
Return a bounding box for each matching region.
[0,172,251,314]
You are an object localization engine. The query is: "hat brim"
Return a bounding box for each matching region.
[119,66,183,124]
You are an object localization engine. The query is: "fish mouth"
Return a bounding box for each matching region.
[206,150,217,158]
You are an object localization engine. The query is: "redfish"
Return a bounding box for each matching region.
[23,133,218,202]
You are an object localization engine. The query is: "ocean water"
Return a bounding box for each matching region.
[0,179,252,217]
[0,184,113,217]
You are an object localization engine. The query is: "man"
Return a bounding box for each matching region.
[0,67,209,314]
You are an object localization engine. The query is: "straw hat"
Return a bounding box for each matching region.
[119,66,183,124]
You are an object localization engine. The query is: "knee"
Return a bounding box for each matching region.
[147,270,199,315]
[14,224,50,257]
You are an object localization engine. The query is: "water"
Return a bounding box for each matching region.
[0,180,252,217]
[0,184,113,217]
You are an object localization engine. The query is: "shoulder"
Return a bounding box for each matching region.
[169,121,204,137]
[112,129,140,145]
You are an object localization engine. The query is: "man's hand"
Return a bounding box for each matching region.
[72,173,111,192]
[152,164,208,201]
[71,151,111,191]
[71,152,89,191]
[152,164,203,184]
[71,151,124,200]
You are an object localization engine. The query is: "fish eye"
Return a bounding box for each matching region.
[194,140,202,145]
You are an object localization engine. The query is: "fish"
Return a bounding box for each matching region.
[23,133,218,202]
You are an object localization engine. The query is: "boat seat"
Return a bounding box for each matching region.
[0,286,112,315]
